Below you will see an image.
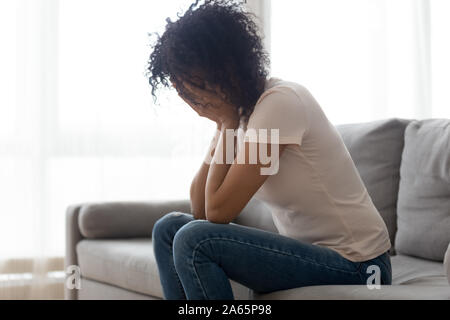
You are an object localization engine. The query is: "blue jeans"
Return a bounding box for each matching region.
[152,212,392,300]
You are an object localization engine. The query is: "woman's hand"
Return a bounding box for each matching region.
[179,81,240,129]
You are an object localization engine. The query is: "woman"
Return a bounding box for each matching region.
[147,0,392,300]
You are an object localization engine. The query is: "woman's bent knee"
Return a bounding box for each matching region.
[172,220,215,255]
[152,212,194,242]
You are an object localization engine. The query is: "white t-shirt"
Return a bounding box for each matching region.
[240,77,391,262]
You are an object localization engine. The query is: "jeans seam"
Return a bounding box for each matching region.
[191,236,361,283]
[190,241,210,299]
[170,243,187,299]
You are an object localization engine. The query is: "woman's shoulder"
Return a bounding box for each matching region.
[257,77,309,106]
[244,77,311,142]
[252,77,311,116]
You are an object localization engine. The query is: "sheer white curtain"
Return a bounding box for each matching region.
[270,0,450,124]
[2,0,449,300]
[0,0,217,299]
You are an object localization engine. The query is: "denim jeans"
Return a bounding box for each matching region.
[152,212,392,300]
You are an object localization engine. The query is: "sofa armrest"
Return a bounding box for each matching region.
[64,200,190,300]
[77,200,191,239]
[65,204,84,300]
[444,243,450,285]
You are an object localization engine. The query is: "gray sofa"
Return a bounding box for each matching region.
[65,118,450,300]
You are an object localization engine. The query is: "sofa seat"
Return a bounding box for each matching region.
[389,254,448,286]
[77,239,162,298]
[255,255,450,300]
[76,238,449,300]
[76,238,252,299]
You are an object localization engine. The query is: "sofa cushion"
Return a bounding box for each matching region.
[395,119,450,261]
[335,118,411,254]
[444,243,450,285]
[233,198,277,233]
[77,239,448,300]
[78,278,158,300]
[78,201,191,239]
[389,254,448,286]
[254,254,449,300]
[76,239,251,300]
[254,284,450,300]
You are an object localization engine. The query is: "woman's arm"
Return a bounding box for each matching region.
[205,120,288,223]
[189,126,221,220]
[179,80,287,223]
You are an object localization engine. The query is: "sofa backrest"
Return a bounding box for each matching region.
[234,198,278,233]
[336,118,411,255]
[395,119,450,262]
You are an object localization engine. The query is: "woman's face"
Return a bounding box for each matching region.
[171,73,217,107]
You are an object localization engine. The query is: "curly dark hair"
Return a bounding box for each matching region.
[146,0,270,119]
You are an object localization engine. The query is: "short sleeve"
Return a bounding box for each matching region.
[245,87,309,146]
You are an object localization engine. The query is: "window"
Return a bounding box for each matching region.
[271,0,450,124]
[430,0,450,117]
[0,0,215,259]
[0,0,17,139]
